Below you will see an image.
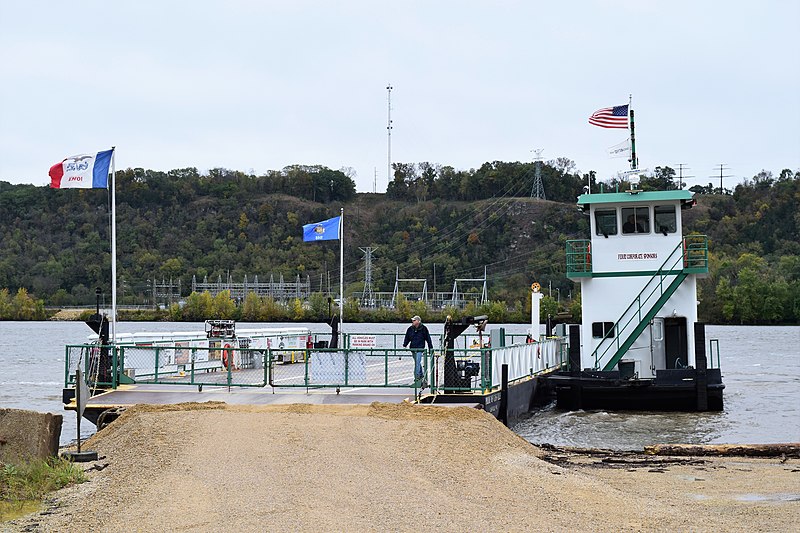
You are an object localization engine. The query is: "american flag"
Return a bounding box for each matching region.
[589,104,629,129]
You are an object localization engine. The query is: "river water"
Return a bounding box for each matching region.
[1,321,798,448]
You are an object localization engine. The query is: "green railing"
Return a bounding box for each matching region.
[682,235,709,274]
[566,239,592,276]
[64,343,119,390]
[270,347,421,389]
[592,235,709,371]
[65,344,274,388]
[65,337,568,394]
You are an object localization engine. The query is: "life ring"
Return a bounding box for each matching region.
[585,243,591,269]
[222,343,234,369]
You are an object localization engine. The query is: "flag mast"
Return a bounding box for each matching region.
[339,207,344,344]
[628,94,638,170]
[110,147,117,344]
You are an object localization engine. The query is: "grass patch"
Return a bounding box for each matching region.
[0,458,87,522]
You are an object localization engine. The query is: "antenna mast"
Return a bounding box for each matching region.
[386,84,393,187]
[530,149,546,200]
[674,163,694,190]
[628,94,638,170]
[711,164,733,194]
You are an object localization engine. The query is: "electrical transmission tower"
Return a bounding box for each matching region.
[360,247,377,307]
[711,164,733,194]
[530,148,546,200]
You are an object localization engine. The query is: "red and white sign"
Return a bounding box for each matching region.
[349,335,377,348]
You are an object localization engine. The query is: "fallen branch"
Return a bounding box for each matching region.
[644,443,800,458]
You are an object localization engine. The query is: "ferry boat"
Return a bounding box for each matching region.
[546,187,724,411]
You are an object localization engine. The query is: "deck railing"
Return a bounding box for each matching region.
[65,336,567,394]
[566,240,592,276]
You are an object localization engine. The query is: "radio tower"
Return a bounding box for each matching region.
[386,84,393,187]
[530,149,546,200]
[360,247,377,307]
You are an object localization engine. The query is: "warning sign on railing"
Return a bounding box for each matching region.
[349,335,377,348]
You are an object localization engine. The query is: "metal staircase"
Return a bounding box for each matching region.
[592,236,708,371]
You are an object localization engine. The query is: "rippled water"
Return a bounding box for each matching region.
[514,325,800,449]
[1,322,798,448]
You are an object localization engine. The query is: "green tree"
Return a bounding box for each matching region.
[11,288,44,320]
[395,293,412,321]
[0,288,12,318]
[291,298,305,321]
[183,291,213,320]
[241,292,262,321]
[212,290,236,319]
[540,296,558,321]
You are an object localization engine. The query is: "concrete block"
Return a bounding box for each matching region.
[0,408,63,465]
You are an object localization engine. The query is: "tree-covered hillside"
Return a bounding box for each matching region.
[0,162,797,324]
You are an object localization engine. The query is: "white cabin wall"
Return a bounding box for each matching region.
[580,273,699,372]
[580,274,675,370]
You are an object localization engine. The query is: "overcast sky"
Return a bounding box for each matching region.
[1,1,798,193]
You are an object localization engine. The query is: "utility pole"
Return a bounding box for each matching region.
[711,164,733,194]
[373,167,377,194]
[673,163,694,190]
[530,148,545,200]
[386,84,393,187]
[433,263,436,306]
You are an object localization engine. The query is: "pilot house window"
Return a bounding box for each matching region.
[621,207,649,234]
[654,205,677,235]
[594,209,617,237]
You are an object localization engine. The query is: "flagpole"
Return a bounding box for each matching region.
[110,147,117,344]
[629,94,638,171]
[339,207,344,346]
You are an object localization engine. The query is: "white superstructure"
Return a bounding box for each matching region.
[567,190,707,378]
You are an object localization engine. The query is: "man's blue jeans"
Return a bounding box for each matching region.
[413,350,424,382]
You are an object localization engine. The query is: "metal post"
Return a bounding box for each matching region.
[75,369,82,454]
[694,323,708,411]
[568,325,583,410]
[499,364,509,426]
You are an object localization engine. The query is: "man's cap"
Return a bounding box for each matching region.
[411,315,421,322]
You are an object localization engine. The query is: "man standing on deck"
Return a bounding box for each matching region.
[403,315,433,387]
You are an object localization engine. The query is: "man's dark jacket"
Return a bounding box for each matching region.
[403,324,433,350]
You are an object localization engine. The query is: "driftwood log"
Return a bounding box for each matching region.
[644,443,800,458]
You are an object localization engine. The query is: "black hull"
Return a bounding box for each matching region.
[547,368,724,412]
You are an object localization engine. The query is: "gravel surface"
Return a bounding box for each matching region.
[8,402,799,532]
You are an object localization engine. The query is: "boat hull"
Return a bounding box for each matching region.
[548,368,724,411]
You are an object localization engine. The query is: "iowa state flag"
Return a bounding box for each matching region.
[303,216,341,241]
[49,149,113,189]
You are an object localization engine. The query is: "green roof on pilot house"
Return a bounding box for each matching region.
[576,190,694,206]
